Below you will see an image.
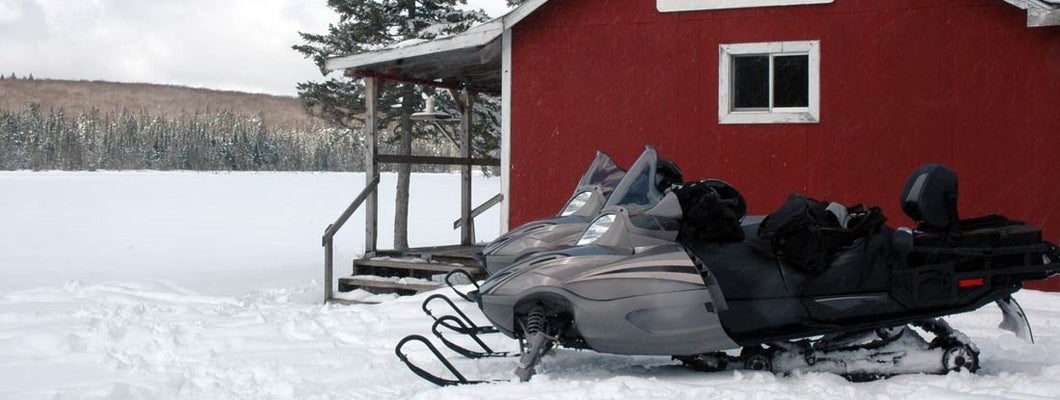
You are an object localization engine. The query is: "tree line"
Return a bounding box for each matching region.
[1,73,35,80]
[0,104,462,172]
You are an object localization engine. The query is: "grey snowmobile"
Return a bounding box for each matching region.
[398,163,1060,385]
[479,150,625,274]
[480,147,682,274]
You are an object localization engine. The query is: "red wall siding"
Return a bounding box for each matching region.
[508,0,1060,289]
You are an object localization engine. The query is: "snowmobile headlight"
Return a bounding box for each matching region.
[560,191,593,217]
[576,214,616,245]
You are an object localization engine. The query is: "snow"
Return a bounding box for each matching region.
[0,171,500,295]
[3,171,1060,400]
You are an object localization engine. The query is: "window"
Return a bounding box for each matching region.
[719,40,820,124]
[658,0,833,13]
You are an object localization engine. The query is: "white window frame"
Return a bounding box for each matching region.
[718,40,820,125]
[658,0,833,13]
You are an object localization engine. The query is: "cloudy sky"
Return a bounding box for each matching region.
[0,0,512,96]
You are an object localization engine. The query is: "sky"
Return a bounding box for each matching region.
[0,0,513,96]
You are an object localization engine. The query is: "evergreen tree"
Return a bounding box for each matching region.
[294,0,494,250]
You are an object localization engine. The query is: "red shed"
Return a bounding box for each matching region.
[327,0,1060,290]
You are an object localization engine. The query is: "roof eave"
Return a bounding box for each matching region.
[323,0,552,74]
[1028,6,1060,26]
[1001,0,1060,27]
[324,20,504,73]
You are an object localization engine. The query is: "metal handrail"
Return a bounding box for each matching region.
[322,175,381,302]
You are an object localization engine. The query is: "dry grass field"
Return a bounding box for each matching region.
[0,79,320,130]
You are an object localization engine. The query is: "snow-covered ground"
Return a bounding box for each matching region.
[2,171,1060,400]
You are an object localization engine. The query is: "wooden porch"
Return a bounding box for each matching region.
[320,76,501,303]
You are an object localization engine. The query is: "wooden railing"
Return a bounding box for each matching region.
[322,175,380,302]
[453,193,504,244]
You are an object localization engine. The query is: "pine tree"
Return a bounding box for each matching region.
[294,0,494,250]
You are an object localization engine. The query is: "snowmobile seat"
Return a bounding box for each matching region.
[895,165,1048,308]
[901,163,1043,249]
[901,163,959,233]
[913,216,1041,248]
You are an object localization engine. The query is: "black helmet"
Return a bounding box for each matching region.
[655,158,683,191]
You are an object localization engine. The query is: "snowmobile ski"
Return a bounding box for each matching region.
[421,294,496,335]
[431,315,513,359]
[395,335,492,386]
[444,269,480,303]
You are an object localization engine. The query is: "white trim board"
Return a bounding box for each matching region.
[502,0,550,30]
[659,0,833,12]
[500,29,513,233]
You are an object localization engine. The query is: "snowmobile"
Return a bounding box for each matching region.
[478,150,625,274]
[488,147,746,268]
[479,147,683,274]
[397,163,1059,385]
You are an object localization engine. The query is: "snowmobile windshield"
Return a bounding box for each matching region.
[603,147,661,211]
[558,152,627,217]
[576,151,626,192]
[630,214,681,231]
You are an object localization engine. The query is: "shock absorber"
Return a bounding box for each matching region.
[524,306,547,336]
[515,306,554,382]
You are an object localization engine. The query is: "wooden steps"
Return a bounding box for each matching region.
[336,245,486,296]
[352,259,480,275]
[338,277,442,296]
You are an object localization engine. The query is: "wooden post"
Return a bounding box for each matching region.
[453,88,475,245]
[364,77,380,260]
[324,231,334,302]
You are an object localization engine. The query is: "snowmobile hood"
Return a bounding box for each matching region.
[481,217,594,274]
[479,244,693,298]
[486,215,588,246]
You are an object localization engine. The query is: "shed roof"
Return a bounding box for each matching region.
[324,0,1059,94]
[323,0,548,95]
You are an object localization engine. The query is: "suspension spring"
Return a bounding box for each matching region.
[524,306,547,335]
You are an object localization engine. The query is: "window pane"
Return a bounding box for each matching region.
[732,55,769,109]
[773,55,809,108]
